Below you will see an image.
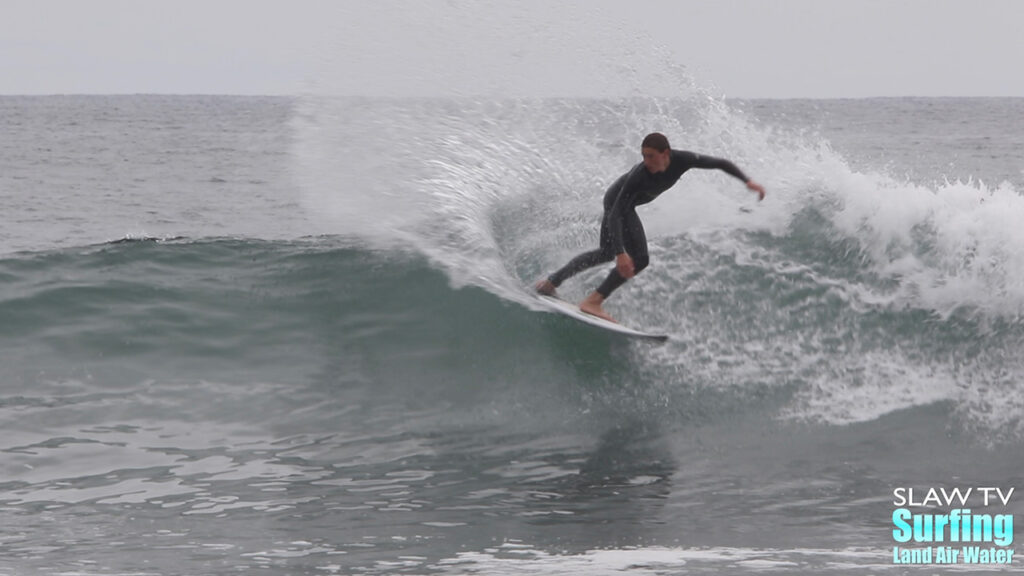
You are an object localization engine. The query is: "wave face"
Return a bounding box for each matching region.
[0,236,625,402]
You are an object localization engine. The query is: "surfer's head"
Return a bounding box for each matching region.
[641,132,671,173]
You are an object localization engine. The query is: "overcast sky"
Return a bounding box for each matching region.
[2,0,1022,98]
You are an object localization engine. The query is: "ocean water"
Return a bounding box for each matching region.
[2,94,1024,575]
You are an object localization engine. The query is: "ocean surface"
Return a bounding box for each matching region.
[2,94,1024,574]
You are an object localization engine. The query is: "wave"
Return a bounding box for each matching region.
[2,234,1024,442]
[0,237,630,398]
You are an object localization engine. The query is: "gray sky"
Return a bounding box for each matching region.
[2,0,1022,98]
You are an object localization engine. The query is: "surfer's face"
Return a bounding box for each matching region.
[641,147,670,173]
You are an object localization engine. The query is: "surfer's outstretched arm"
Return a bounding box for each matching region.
[689,153,766,201]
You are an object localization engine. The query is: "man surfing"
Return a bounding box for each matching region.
[535,132,765,322]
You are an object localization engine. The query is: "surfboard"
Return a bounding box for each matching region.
[535,294,669,342]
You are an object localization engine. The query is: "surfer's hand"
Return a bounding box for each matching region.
[616,253,635,279]
[747,180,766,201]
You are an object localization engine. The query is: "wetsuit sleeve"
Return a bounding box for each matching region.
[687,152,750,183]
[607,165,645,255]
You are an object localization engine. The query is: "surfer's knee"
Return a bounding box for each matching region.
[633,254,650,273]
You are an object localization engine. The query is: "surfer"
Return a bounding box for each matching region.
[535,132,765,322]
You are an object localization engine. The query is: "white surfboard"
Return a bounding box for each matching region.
[535,294,668,342]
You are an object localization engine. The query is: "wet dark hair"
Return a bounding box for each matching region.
[641,132,670,152]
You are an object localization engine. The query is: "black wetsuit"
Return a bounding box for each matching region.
[547,149,749,297]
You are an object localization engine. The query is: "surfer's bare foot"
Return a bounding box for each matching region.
[579,292,616,323]
[535,278,557,296]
